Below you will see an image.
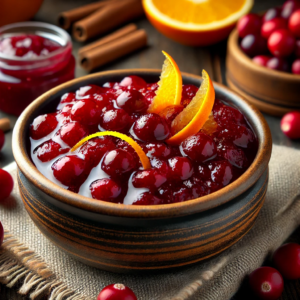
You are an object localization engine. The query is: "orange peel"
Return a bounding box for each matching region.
[147,51,182,114]
[167,69,215,145]
[71,131,151,170]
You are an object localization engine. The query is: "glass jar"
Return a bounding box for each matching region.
[0,22,75,116]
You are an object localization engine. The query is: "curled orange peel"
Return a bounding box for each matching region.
[70,131,151,170]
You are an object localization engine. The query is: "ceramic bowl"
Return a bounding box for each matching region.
[226,28,300,117]
[12,69,272,273]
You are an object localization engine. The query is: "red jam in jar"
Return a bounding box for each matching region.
[0,22,75,116]
[29,76,258,206]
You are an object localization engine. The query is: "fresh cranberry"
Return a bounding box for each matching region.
[295,39,300,57]
[131,113,170,142]
[101,149,136,177]
[268,29,296,57]
[214,105,245,126]
[97,283,137,300]
[181,133,217,163]
[76,84,105,98]
[273,243,300,279]
[289,9,300,37]
[168,157,193,181]
[0,169,14,201]
[100,109,131,132]
[52,155,86,186]
[181,84,198,100]
[281,111,300,139]
[237,14,262,38]
[0,221,3,246]
[0,129,4,151]
[59,122,89,147]
[159,105,184,127]
[249,267,284,300]
[208,161,233,186]
[34,140,69,162]
[253,55,271,67]
[60,92,76,104]
[266,57,290,72]
[281,0,300,19]
[79,137,116,168]
[132,192,162,205]
[263,7,282,23]
[132,169,167,191]
[292,58,300,74]
[90,178,122,202]
[119,75,147,90]
[116,90,148,113]
[30,114,58,140]
[240,34,268,57]
[261,18,287,39]
[142,142,171,159]
[71,98,101,126]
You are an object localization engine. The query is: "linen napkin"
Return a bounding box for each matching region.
[0,144,300,300]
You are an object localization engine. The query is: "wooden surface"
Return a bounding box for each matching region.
[1,0,300,298]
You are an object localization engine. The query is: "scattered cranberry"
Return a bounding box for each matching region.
[97,283,137,300]
[0,169,14,201]
[281,0,300,20]
[237,14,262,38]
[52,156,86,186]
[59,121,89,147]
[241,34,268,57]
[281,111,300,139]
[71,98,101,125]
[116,90,148,113]
[263,7,282,23]
[34,140,69,162]
[253,55,271,66]
[249,267,284,300]
[268,29,296,57]
[0,129,4,151]
[168,157,193,181]
[180,133,217,163]
[261,18,287,39]
[292,58,300,74]
[0,221,3,246]
[208,161,233,186]
[266,57,290,72]
[289,9,300,37]
[131,113,170,142]
[119,75,147,90]
[273,243,300,280]
[100,109,131,132]
[30,114,58,140]
[90,178,121,202]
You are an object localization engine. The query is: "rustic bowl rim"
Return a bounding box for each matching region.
[228,28,300,82]
[12,69,272,219]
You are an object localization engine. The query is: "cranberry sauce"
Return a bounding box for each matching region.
[29,75,258,206]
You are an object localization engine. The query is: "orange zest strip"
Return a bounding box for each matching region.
[147,51,182,114]
[70,131,151,170]
[167,69,215,146]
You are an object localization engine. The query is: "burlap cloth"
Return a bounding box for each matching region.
[0,144,300,300]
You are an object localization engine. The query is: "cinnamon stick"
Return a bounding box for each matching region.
[79,23,137,57]
[58,1,113,30]
[80,29,147,72]
[0,118,10,132]
[73,0,144,42]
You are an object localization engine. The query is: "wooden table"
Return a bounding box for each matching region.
[1,0,300,299]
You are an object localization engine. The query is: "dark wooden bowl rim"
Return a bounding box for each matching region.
[12,69,272,219]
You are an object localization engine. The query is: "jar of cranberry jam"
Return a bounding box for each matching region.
[0,22,75,116]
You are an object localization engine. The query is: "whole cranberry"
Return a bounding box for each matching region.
[71,98,101,125]
[0,169,14,201]
[295,39,300,57]
[249,267,284,300]
[100,109,131,132]
[34,140,69,162]
[150,158,169,175]
[219,142,248,169]
[261,18,287,39]
[268,29,296,57]
[168,157,193,181]
[119,75,147,90]
[59,121,89,147]
[131,113,170,142]
[266,57,290,72]
[281,0,300,20]
[172,186,193,203]
[116,90,148,113]
[97,283,137,300]
[52,155,86,186]
[0,221,3,246]
[0,129,5,151]
[30,113,58,140]
[263,7,282,23]
[142,142,171,159]
[181,84,198,100]
[208,161,233,186]
[237,14,262,38]
[289,9,300,37]
[132,169,167,190]
[240,34,268,57]
[273,243,300,279]
[281,111,300,139]
[292,58,300,74]
[90,178,121,202]
[76,84,105,98]
[180,132,217,163]
[132,192,162,205]
[60,92,76,105]
[101,149,136,177]
[252,55,271,67]
[214,105,245,126]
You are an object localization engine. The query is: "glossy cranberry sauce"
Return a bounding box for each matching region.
[29,75,258,205]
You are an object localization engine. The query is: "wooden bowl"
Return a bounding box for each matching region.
[12,70,272,273]
[226,29,300,117]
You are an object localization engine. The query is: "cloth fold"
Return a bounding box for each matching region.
[0,144,300,300]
